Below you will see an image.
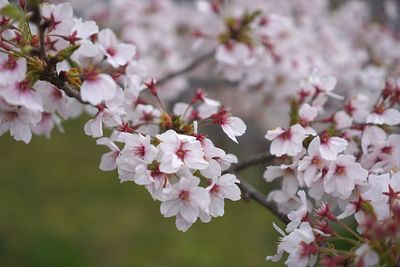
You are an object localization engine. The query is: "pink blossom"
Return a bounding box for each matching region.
[80,71,117,105]
[0,80,43,112]
[31,112,63,138]
[367,107,400,126]
[96,137,120,171]
[286,190,309,232]
[298,137,326,187]
[267,222,317,267]
[41,2,74,34]
[216,42,255,66]
[211,109,246,143]
[0,105,41,143]
[300,71,341,100]
[96,28,136,67]
[298,103,318,135]
[265,124,307,157]
[0,56,26,86]
[160,176,210,231]
[207,174,241,217]
[324,155,368,199]
[316,134,348,161]
[157,130,208,173]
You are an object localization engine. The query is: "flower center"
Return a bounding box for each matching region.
[134,145,146,158]
[320,132,330,144]
[84,68,99,81]
[179,190,190,201]
[52,88,63,99]
[334,165,346,176]
[300,241,319,258]
[344,102,355,115]
[382,146,393,155]
[140,112,154,122]
[112,151,120,159]
[3,111,17,122]
[45,14,62,32]
[176,143,187,160]
[106,47,116,56]
[210,184,221,196]
[18,80,30,92]
[373,105,385,115]
[211,109,229,125]
[279,130,291,140]
[311,156,321,166]
[3,56,17,70]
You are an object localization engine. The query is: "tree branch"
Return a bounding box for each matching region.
[39,69,91,105]
[30,0,48,62]
[28,1,90,106]
[225,152,289,224]
[157,50,215,86]
[230,152,274,173]
[237,175,289,224]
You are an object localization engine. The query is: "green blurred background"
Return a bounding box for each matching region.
[0,118,284,267]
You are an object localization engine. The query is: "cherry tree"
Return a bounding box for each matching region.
[1,0,400,266]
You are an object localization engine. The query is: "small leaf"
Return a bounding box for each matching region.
[52,45,80,62]
[0,4,25,22]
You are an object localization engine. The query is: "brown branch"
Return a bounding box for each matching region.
[30,0,48,62]
[157,50,215,86]
[230,152,274,173]
[225,152,289,224]
[237,175,289,224]
[28,1,88,105]
[39,69,91,105]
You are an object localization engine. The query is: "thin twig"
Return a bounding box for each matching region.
[237,175,289,224]
[230,152,274,173]
[224,152,289,224]
[40,69,91,105]
[30,0,48,62]
[224,153,290,224]
[157,50,215,86]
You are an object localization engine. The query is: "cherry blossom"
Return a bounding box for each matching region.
[323,155,368,199]
[2,0,400,265]
[267,222,317,267]
[286,190,309,232]
[354,244,379,267]
[157,130,208,173]
[96,137,120,171]
[265,124,307,157]
[41,2,74,34]
[300,71,341,100]
[297,137,326,188]
[215,42,255,67]
[0,56,27,86]
[315,134,348,161]
[96,28,136,68]
[160,176,210,231]
[344,94,369,123]
[366,106,400,126]
[80,72,117,105]
[298,103,318,135]
[211,108,246,143]
[0,80,43,112]
[0,104,40,143]
[207,174,241,217]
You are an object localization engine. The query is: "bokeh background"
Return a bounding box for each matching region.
[0,116,285,267]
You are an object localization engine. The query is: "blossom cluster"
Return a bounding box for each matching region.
[265,72,400,266]
[61,0,400,128]
[95,86,246,231]
[2,0,400,265]
[0,1,246,232]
